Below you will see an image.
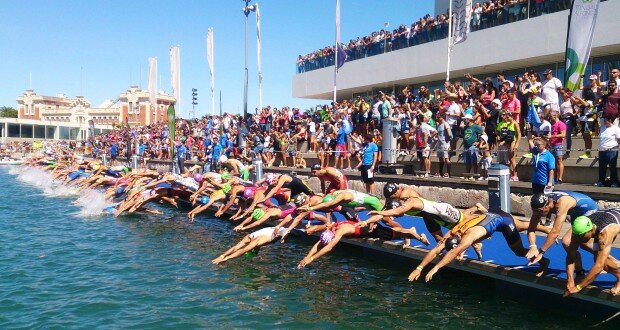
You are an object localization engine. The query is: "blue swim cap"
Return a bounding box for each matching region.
[201,196,210,205]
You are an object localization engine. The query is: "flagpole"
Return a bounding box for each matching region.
[446,0,453,82]
[333,0,339,106]
[563,0,575,87]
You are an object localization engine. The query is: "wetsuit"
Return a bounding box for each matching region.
[333,190,383,211]
[282,176,314,197]
[418,198,462,229]
[249,227,288,240]
[477,211,521,244]
[172,174,200,192]
[549,191,599,220]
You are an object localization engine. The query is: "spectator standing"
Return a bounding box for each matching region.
[528,135,555,194]
[434,114,453,177]
[445,93,462,157]
[497,110,521,181]
[461,113,484,176]
[540,69,563,114]
[356,134,379,194]
[559,88,578,158]
[595,116,620,187]
[549,111,567,183]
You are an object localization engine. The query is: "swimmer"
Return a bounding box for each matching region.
[564,209,620,296]
[212,226,289,265]
[310,164,348,194]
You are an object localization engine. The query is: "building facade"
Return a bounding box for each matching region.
[292,0,620,101]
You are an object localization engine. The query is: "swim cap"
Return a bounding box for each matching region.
[201,196,210,204]
[252,208,265,221]
[244,248,259,259]
[122,166,130,174]
[293,193,307,206]
[243,187,254,200]
[218,155,228,163]
[444,236,461,251]
[383,183,399,198]
[530,193,549,209]
[322,195,335,203]
[265,173,277,185]
[320,230,335,245]
[193,173,203,183]
[572,216,594,235]
[311,164,321,172]
[384,199,402,210]
[221,183,232,194]
[221,172,232,180]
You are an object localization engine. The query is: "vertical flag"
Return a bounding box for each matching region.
[206,28,215,116]
[451,0,472,46]
[335,0,347,70]
[88,119,95,142]
[167,105,176,160]
[256,4,263,111]
[169,46,181,117]
[148,57,158,124]
[565,0,600,91]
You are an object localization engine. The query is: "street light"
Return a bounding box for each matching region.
[191,88,198,119]
[242,0,257,118]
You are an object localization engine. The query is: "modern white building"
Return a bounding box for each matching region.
[292,0,620,100]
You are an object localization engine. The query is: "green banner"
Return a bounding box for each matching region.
[564,0,600,91]
[167,105,176,160]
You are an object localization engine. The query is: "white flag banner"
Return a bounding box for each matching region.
[206,28,215,116]
[565,0,600,92]
[451,0,472,46]
[148,57,158,123]
[169,46,181,117]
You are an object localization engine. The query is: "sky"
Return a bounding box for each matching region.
[0,0,435,117]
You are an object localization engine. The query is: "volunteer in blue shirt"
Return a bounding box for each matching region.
[356,134,379,194]
[176,141,188,172]
[528,135,555,194]
[110,143,118,162]
[212,137,223,171]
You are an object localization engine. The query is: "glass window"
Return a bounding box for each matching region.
[7,124,19,137]
[34,125,46,139]
[46,126,57,139]
[70,128,79,140]
[20,124,33,138]
[59,126,71,140]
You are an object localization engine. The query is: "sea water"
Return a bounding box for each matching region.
[0,167,604,328]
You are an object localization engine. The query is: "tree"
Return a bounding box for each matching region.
[0,106,18,118]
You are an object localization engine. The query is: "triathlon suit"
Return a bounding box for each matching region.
[319,170,348,193]
[549,191,599,221]
[333,220,371,237]
[333,190,383,211]
[206,173,223,184]
[172,174,200,192]
[589,209,620,251]
[282,176,314,197]
[228,159,250,181]
[243,186,266,200]
[279,203,298,218]
[419,198,462,229]
[249,227,288,240]
[477,211,521,245]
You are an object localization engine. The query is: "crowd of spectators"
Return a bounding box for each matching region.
[297,0,581,73]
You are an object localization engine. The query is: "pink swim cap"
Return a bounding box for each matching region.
[319,230,335,245]
[243,187,255,199]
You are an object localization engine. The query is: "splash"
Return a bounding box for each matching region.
[11,166,108,217]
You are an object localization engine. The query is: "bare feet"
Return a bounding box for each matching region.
[419,234,430,246]
[473,242,483,260]
[611,282,620,295]
[536,257,550,277]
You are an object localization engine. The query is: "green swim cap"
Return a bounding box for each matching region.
[222,183,232,194]
[122,166,130,174]
[221,172,232,180]
[322,195,335,203]
[243,248,259,258]
[572,216,594,236]
[252,208,265,221]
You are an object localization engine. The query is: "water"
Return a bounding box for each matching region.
[0,167,607,328]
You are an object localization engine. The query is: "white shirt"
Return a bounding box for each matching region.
[446,103,461,125]
[536,120,551,136]
[541,78,563,105]
[599,125,620,150]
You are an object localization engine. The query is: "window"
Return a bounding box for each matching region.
[34,125,45,139]
[20,124,33,138]
[46,126,57,139]
[7,123,20,137]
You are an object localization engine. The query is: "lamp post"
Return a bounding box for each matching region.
[242,0,256,118]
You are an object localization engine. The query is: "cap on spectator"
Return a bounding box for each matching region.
[589,74,598,80]
[480,134,488,142]
[446,93,457,99]
[463,114,473,120]
[544,69,553,75]
[492,99,502,108]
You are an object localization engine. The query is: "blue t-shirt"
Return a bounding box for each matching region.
[110,144,118,156]
[212,143,223,160]
[362,142,378,165]
[531,147,555,185]
[337,127,346,145]
[176,145,188,159]
[138,144,147,155]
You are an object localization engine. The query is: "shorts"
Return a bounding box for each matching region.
[288,150,297,157]
[463,146,478,165]
[451,124,461,138]
[497,144,510,165]
[481,156,493,170]
[435,143,450,159]
[417,146,430,159]
[360,164,374,184]
[478,212,520,245]
[253,146,264,154]
[551,145,563,157]
[581,121,595,134]
[335,144,347,157]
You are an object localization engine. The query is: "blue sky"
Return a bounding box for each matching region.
[0,0,434,117]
